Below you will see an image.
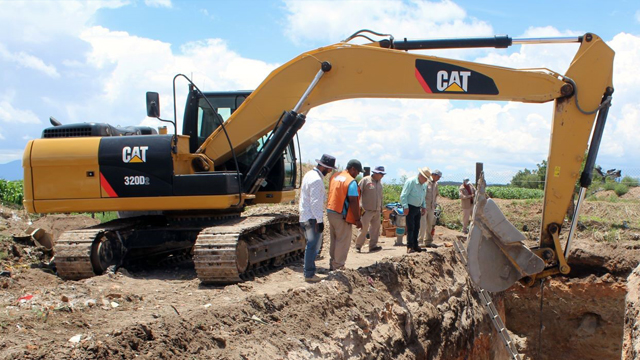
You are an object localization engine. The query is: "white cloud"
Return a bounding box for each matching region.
[0,91,41,124]
[283,0,493,46]
[145,0,172,8]
[0,149,24,163]
[0,0,127,44]
[64,27,279,132]
[299,96,555,183]
[0,44,60,78]
[199,8,214,19]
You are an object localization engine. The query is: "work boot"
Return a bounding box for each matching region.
[369,246,382,252]
[304,275,323,283]
[425,243,440,248]
[355,247,362,253]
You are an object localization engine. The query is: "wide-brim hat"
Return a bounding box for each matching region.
[372,165,386,175]
[418,167,433,181]
[316,154,337,169]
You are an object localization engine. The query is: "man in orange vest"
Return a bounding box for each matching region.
[327,159,363,271]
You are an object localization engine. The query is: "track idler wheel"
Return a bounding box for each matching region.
[91,232,124,275]
[236,240,250,273]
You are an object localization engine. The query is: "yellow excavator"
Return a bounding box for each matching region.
[22,30,613,290]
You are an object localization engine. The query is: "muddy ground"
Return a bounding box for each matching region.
[0,196,639,360]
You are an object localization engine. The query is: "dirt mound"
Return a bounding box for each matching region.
[1,203,99,241]
[593,189,617,200]
[31,215,100,242]
[621,186,640,200]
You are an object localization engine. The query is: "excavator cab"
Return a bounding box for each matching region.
[145,87,298,201]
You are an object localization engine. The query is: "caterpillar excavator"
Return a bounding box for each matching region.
[22,30,613,290]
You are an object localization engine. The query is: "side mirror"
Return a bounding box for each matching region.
[146,92,160,118]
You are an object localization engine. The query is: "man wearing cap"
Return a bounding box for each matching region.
[299,154,336,283]
[327,159,363,270]
[459,177,476,234]
[419,169,442,248]
[400,167,431,253]
[355,165,385,253]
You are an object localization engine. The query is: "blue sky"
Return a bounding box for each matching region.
[1,0,639,183]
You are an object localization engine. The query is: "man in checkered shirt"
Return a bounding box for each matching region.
[299,154,336,283]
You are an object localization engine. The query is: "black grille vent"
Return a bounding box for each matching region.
[43,126,93,138]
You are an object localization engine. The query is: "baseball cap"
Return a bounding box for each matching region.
[347,159,363,173]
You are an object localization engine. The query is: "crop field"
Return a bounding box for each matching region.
[0,180,23,206]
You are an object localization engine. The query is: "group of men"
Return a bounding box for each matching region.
[298,153,475,282]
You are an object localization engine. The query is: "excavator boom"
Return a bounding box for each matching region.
[199,32,614,290]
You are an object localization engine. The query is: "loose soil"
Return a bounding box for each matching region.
[1,196,639,359]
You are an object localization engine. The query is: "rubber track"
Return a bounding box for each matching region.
[193,214,303,284]
[55,229,104,280]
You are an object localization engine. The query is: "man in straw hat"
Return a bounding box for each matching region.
[299,154,337,283]
[355,165,386,253]
[400,167,432,253]
[419,169,442,248]
[459,177,476,234]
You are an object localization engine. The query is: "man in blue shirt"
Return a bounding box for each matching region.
[400,167,432,253]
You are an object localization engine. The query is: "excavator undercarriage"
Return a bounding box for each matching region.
[54,213,305,284]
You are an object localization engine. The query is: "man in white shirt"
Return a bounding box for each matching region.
[299,154,336,283]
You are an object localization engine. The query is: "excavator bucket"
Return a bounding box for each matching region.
[466,175,545,292]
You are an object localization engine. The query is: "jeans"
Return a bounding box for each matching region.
[301,219,323,278]
[406,205,422,250]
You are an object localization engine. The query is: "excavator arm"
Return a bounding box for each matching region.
[199,32,613,290]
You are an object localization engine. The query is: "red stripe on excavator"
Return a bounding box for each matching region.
[414,68,432,93]
[100,172,118,198]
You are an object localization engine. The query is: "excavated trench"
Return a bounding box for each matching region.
[503,241,640,360]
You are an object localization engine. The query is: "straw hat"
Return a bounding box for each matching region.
[418,167,433,181]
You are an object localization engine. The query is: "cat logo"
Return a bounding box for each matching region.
[414,59,499,95]
[122,146,149,163]
[437,71,471,92]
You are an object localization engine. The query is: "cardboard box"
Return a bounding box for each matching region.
[385,227,397,237]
